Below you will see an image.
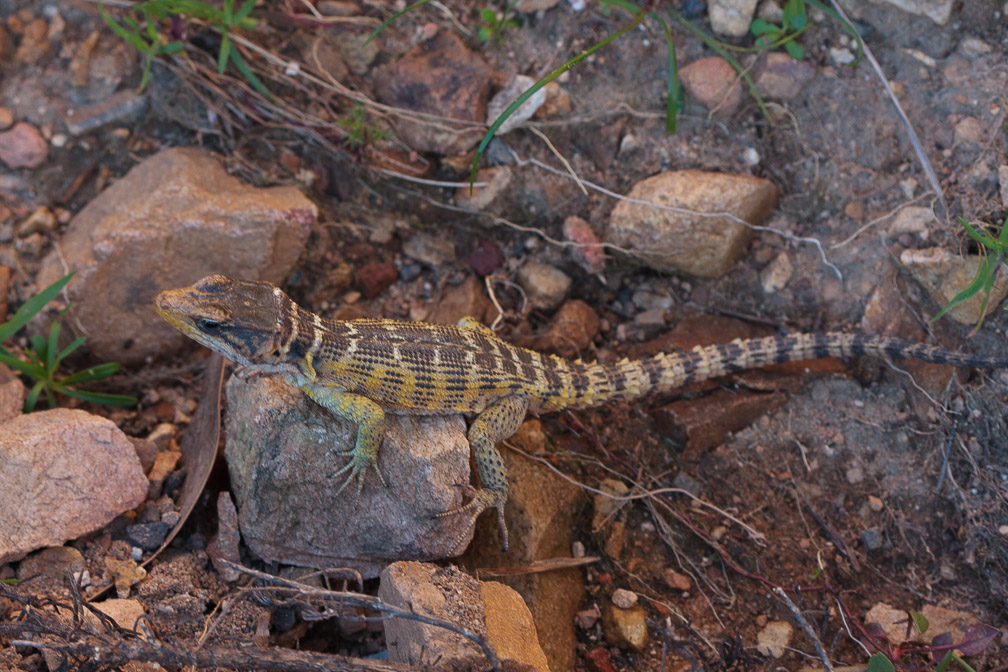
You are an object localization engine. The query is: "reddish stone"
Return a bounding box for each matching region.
[585,646,618,672]
[468,239,502,276]
[356,261,397,298]
[651,389,788,451]
[0,122,48,168]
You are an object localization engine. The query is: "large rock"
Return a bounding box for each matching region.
[0,409,148,563]
[380,561,551,672]
[36,147,316,364]
[224,373,474,578]
[606,170,778,278]
[373,31,491,155]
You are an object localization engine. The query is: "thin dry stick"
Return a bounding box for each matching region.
[772,586,836,672]
[831,193,934,249]
[527,126,588,196]
[827,0,947,221]
[507,443,766,543]
[506,149,844,280]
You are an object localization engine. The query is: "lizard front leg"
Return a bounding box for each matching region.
[440,394,529,552]
[302,385,389,502]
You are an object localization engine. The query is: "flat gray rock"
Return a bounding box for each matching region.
[225,373,474,578]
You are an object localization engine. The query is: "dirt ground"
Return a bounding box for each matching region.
[1,0,1007,671]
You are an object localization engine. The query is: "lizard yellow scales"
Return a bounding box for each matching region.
[156,274,1008,551]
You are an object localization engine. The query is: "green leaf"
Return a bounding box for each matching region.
[784,39,804,59]
[910,610,929,635]
[59,388,137,406]
[867,653,896,672]
[59,362,121,385]
[783,0,807,30]
[0,272,73,344]
[481,7,498,23]
[750,18,778,36]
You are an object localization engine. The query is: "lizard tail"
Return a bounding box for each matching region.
[534,332,1008,410]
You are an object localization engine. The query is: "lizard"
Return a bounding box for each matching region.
[155,274,1008,551]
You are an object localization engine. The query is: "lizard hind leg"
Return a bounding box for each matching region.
[439,394,529,553]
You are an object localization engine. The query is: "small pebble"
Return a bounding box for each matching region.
[611,588,638,609]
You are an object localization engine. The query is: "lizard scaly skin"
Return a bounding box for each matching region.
[155,275,1008,551]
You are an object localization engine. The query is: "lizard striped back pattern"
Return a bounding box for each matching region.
[156,275,1008,551]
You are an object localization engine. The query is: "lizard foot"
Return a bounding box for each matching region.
[437,487,509,553]
[329,451,388,506]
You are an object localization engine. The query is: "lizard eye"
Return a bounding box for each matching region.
[197,318,222,333]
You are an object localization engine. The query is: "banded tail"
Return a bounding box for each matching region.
[531,332,1008,412]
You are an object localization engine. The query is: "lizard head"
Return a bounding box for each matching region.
[155,275,285,367]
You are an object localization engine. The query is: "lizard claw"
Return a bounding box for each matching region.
[437,487,509,554]
[330,454,388,506]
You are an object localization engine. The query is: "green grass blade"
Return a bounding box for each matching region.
[0,352,45,379]
[59,362,121,385]
[98,4,150,51]
[218,32,231,75]
[365,0,432,46]
[666,9,771,119]
[227,46,275,100]
[0,272,73,343]
[56,336,87,363]
[471,6,648,190]
[960,218,996,249]
[234,0,257,24]
[933,256,990,321]
[996,215,1008,245]
[45,321,60,374]
[30,333,47,360]
[60,388,137,406]
[651,12,680,133]
[24,381,44,413]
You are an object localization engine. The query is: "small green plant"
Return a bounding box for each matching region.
[933,215,1008,335]
[476,3,521,43]
[337,104,390,149]
[99,0,271,98]
[0,273,136,412]
[862,610,997,672]
[750,0,808,59]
